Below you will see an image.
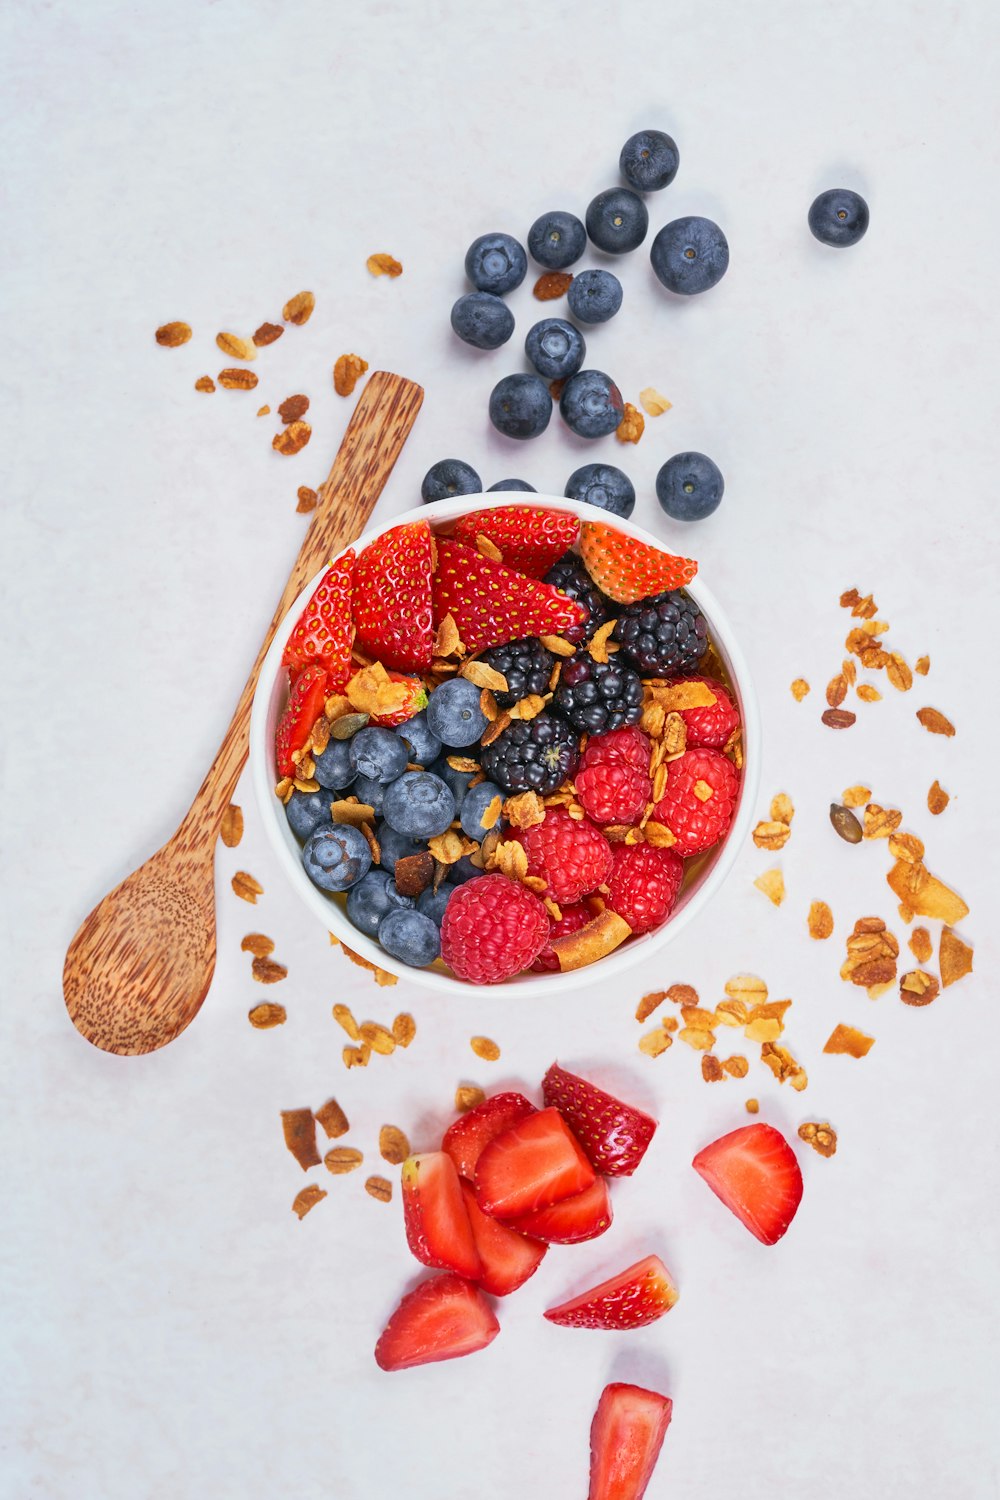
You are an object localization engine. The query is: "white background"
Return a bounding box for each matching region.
[2,1,999,1496]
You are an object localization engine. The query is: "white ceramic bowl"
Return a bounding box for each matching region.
[251,494,761,995]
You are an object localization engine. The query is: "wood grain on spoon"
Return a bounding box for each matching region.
[63,371,424,1056]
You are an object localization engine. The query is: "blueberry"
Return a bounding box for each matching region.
[376,822,429,875]
[565,463,635,518]
[346,870,415,939]
[450,291,516,350]
[650,216,729,296]
[487,479,536,492]
[460,780,504,840]
[488,373,552,441]
[585,188,648,254]
[428,756,477,811]
[285,786,332,841]
[566,269,623,324]
[312,739,357,791]
[619,129,680,192]
[417,883,457,927]
[450,854,485,884]
[655,451,725,521]
[301,823,371,892]
[465,233,527,295]
[528,210,587,270]
[383,771,456,838]
[426,678,489,747]
[808,188,869,248]
[559,369,624,439]
[378,908,441,968]
[349,727,409,784]
[525,318,586,381]
[352,773,386,816]
[421,459,482,504]
[394,710,442,766]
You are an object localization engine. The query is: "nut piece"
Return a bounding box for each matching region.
[278,393,310,424]
[798,1122,837,1158]
[745,1098,760,1114]
[273,420,312,456]
[296,486,318,514]
[455,1085,486,1113]
[325,1147,364,1175]
[808,901,834,940]
[292,1185,327,1219]
[914,655,930,676]
[248,1003,286,1028]
[217,367,259,390]
[790,678,810,701]
[220,802,244,847]
[379,1125,410,1164]
[365,1176,393,1202]
[829,804,863,844]
[281,1109,321,1170]
[939,928,973,988]
[754,869,786,906]
[231,870,263,903]
[916,707,955,737]
[334,353,369,396]
[616,403,645,444]
[315,1098,350,1139]
[470,1036,501,1062]
[533,271,574,300]
[927,780,950,815]
[639,387,672,416]
[822,709,857,729]
[899,970,940,1006]
[367,253,403,277]
[826,674,847,708]
[823,1024,875,1058]
[760,1042,808,1090]
[155,321,192,347]
[283,290,315,325]
[253,321,284,346]
[908,927,933,963]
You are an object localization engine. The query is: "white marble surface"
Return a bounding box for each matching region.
[2,1,999,1496]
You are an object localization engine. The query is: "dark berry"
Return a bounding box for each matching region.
[352,773,386,816]
[450,292,515,350]
[613,590,709,676]
[480,711,581,796]
[489,373,552,440]
[376,822,429,875]
[285,786,331,841]
[480,637,556,709]
[565,463,635,518]
[655,452,724,521]
[428,756,477,812]
[421,459,482,504]
[378,908,441,968]
[450,854,486,884]
[650,216,729,295]
[559,369,624,439]
[566,269,623,324]
[417,883,457,927]
[426,678,489,746]
[312,738,356,790]
[460,780,504,840]
[346,870,414,939]
[808,188,869,248]
[525,318,586,381]
[585,187,648,254]
[543,551,611,645]
[394,709,442,766]
[382,772,456,838]
[528,210,587,270]
[465,233,527,295]
[553,653,644,735]
[619,129,679,192]
[349,727,409,784]
[301,823,371,892]
[487,479,536,492]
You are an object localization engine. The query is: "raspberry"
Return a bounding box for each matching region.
[530,902,593,972]
[665,675,739,750]
[652,748,739,856]
[605,844,684,934]
[440,874,550,984]
[511,808,614,904]
[579,725,652,775]
[575,758,650,826]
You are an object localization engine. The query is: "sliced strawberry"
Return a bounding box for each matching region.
[274,663,330,777]
[579,521,697,605]
[281,550,355,688]
[543,1253,678,1329]
[352,521,434,672]
[433,538,587,654]
[509,1175,612,1244]
[588,1382,673,1500]
[401,1152,482,1280]
[442,1092,537,1181]
[374,1272,499,1372]
[541,1062,657,1178]
[367,671,428,728]
[475,1106,595,1220]
[460,1182,547,1296]
[692,1122,803,1246]
[453,507,580,579]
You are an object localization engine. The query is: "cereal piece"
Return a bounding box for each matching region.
[822,709,857,729]
[899,970,940,1006]
[839,588,861,609]
[359,1021,396,1055]
[253,321,284,346]
[504,791,545,830]
[639,387,672,416]
[939,928,973,988]
[714,999,749,1027]
[194,376,215,392]
[754,868,786,906]
[888,832,924,865]
[856,684,882,703]
[636,991,667,1022]
[394,852,435,897]
[701,1055,724,1082]
[639,1028,673,1057]
[273,420,312,456]
[539,634,577,658]
[886,859,969,924]
[863,804,902,839]
[724,975,768,1003]
[616,403,645,444]
[365,1176,393,1202]
[155,320,192,347]
[342,1044,370,1068]
[257,405,271,417]
[808,901,834,940]
[914,656,930,676]
[552,911,632,970]
[325,1147,364,1175]
[281,1109,321,1170]
[745,1000,791,1036]
[908,927,933,963]
[292,1185,327,1218]
[798,1123,837,1158]
[829,804,863,844]
[655,680,718,710]
[220,803,244,847]
[533,271,574,300]
[379,1125,410,1164]
[927,780,950,815]
[916,707,955,737]
[823,1024,875,1058]
[588,619,619,664]
[790,678,810,701]
[722,1055,749,1078]
[248,1003,286,1028]
[470,1036,501,1062]
[252,956,287,984]
[826,674,847,708]
[841,658,857,687]
[752,820,791,851]
[643,822,677,848]
[392,1013,416,1047]
[216,332,256,361]
[367,253,403,277]
[333,353,369,396]
[770,793,794,825]
[760,1042,808,1090]
[315,1098,350,1139]
[455,1086,486,1113]
[217,368,259,390]
[886,654,913,692]
[283,290,315,325]
[745,1098,760,1114]
[680,1006,718,1029]
[430,829,478,865]
[678,1027,715,1051]
[231,870,263,903]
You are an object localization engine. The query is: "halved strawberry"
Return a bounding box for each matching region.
[509,1174,613,1244]
[541,1063,657,1178]
[460,1182,547,1296]
[374,1272,499,1372]
[692,1122,803,1246]
[401,1152,482,1280]
[274,663,330,777]
[441,1092,537,1181]
[588,1382,673,1500]
[433,538,587,654]
[579,521,697,604]
[368,671,428,728]
[352,521,434,673]
[543,1253,678,1329]
[281,550,355,688]
[453,507,580,579]
[475,1106,595,1220]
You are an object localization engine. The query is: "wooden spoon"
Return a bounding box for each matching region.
[64,371,424,1055]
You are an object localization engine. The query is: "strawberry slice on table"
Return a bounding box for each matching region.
[281,549,355,688]
[374,1272,500,1372]
[274,663,330,777]
[541,1062,657,1178]
[401,1152,482,1281]
[692,1122,803,1246]
[509,1174,613,1244]
[588,1382,673,1500]
[460,1182,547,1296]
[441,1092,537,1181]
[352,520,434,673]
[579,521,697,604]
[433,538,587,654]
[475,1106,595,1220]
[453,506,580,579]
[543,1253,678,1329]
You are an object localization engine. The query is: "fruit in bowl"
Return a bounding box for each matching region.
[254,496,757,988]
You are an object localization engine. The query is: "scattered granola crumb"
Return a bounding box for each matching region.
[283,290,315,325]
[359,1021,396,1056]
[722,1055,749,1078]
[256,404,270,417]
[379,1125,410,1164]
[616,403,645,444]
[278,393,310,424]
[392,1013,416,1047]
[315,1099,350,1139]
[217,367,259,391]
[899,970,940,1006]
[533,271,573,300]
[365,1176,393,1202]
[342,1044,371,1069]
[639,387,672,416]
[927,780,950,815]
[220,803,244,848]
[194,375,215,393]
[790,678,810,701]
[798,1122,837,1158]
[470,1036,501,1062]
[916,707,955,737]
[745,1098,759,1114]
[325,1147,364,1175]
[752,820,791,851]
[253,321,284,346]
[292,1185,327,1219]
[841,785,871,808]
[701,1055,724,1082]
[455,1085,486,1113]
[296,486,318,514]
[823,1024,875,1058]
[864,803,903,840]
[155,321,192,347]
[939,928,973,988]
[908,927,933,963]
[914,656,930,676]
[754,868,786,906]
[857,684,882,703]
[273,420,312,456]
[636,991,667,1022]
[281,1109,321,1170]
[367,253,403,277]
[808,901,834,940]
[216,332,256,361]
[248,1003,286,1029]
[231,870,263,903]
[252,956,287,984]
[822,709,856,729]
[639,1028,673,1057]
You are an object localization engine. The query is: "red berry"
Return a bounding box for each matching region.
[579,520,697,604]
[543,1253,678,1330]
[580,724,652,775]
[652,747,739,856]
[401,1152,482,1281]
[530,902,593,972]
[511,809,614,905]
[663,674,739,750]
[508,1175,613,1244]
[453,507,580,579]
[440,874,550,984]
[541,1061,657,1176]
[367,671,428,728]
[575,758,650,826]
[274,664,330,777]
[441,1092,537,1180]
[588,1382,673,1500]
[281,550,355,689]
[474,1106,595,1219]
[433,539,586,655]
[374,1272,499,1373]
[692,1122,803,1246]
[605,844,684,935]
[352,521,434,673]
[460,1182,547,1296]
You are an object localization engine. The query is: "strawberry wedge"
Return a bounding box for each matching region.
[281,549,355,688]
[588,1382,673,1500]
[544,1253,678,1330]
[352,520,435,672]
[461,1183,547,1296]
[274,663,330,777]
[442,1092,537,1181]
[453,506,580,578]
[541,1062,657,1177]
[374,1272,499,1372]
[402,1152,482,1280]
[475,1106,595,1220]
[510,1175,613,1245]
[433,538,587,654]
[579,521,697,604]
[692,1122,803,1245]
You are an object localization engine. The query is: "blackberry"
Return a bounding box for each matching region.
[553,653,644,735]
[613,591,709,677]
[481,711,580,796]
[481,638,556,709]
[544,551,611,644]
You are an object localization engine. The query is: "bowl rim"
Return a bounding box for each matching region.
[249,493,761,995]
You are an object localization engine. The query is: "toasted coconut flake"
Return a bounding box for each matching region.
[754,868,786,906]
[823,1024,875,1057]
[379,1125,410,1164]
[470,1036,501,1062]
[886,859,969,924]
[808,901,834,940]
[315,1098,350,1139]
[433,613,463,658]
[330,799,377,828]
[248,1002,286,1028]
[459,659,508,695]
[232,870,263,903]
[281,1109,321,1170]
[939,928,973,988]
[481,710,512,747]
[927,780,950,815]
[655,680,717,711]
[292,1185,327,1218]
[639,386,672,416]
[916,707,955,737]
[540,634,576,657]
